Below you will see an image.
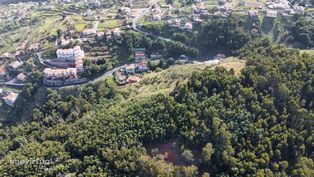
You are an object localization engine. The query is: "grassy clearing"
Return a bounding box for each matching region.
[159,0,167,5]
[306,8,314,12]
[300,49,314,55]
[204,0,220,5]
[38,16,63,36]
[218,57,246,75]
[3,86,23,93]
[0,26,32,53]
[66,15,87,31]
[98,19,120,30]
[119,64,206,99]
[0,6,87,52]
[120,58,246,100]
[0,14,64,54]
[75,23,86,31]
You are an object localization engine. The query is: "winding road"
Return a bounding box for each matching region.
[131,3,171,42]
[35,52,48,66]
[92,64,127,83]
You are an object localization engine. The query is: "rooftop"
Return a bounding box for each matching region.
[0,52,12,58]
[248,10,259,17]
[0,66,7,76]
[9,61,23,69]
[132,48,146,52]
[127,76,141,83]
[56,46,85,59]
[126,64,136,70]
[16,73,27,81]
[82,28,96,34]
[137,60,148,67]
[266,10,278,18]
[2,92,19,106]
[44,68,78,80]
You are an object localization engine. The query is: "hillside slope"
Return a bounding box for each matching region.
[0,43,313,176]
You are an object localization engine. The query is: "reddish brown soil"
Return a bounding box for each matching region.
[147,139,186,165]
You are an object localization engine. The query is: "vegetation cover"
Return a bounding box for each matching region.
[0,1,314,176]
[289,16,314,48]
[0,39,313,176]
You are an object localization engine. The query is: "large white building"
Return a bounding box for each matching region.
[56,46,85,61]
[55,46,84,71]
[43,68,77,80]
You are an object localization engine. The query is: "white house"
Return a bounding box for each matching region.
[266,10,278,18]
[184,22,193,31]
[9,61,23,70]
[2,92,19,106]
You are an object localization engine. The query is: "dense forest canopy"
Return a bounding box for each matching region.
[289,16,314,48]
[142,16,251,55]
[0,39,313,176]
[198,17,251,53]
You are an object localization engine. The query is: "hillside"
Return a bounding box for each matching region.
[0,0,313,176]
[0,42,313,176]
[118,58,245,100]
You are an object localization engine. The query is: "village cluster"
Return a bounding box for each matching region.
[245,0,307,18]
[0,42,34,107]
[127,0,312,37]
[114,48,150,85]
[0,3,31,24]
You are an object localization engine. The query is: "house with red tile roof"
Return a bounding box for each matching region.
[0,66,7,77]
[132,48,146,61]
[16,73,27,82]
[127,76,141,83]
[2,92,19,106]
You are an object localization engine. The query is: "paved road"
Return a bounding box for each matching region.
[35,52,48,66]
[132,5,152,24]
[132,25,171,42]
[68,58,220,86]
[3,82,25,87]
[131,3,171,42]
[92,64,127,82]
[55,58,223,88]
